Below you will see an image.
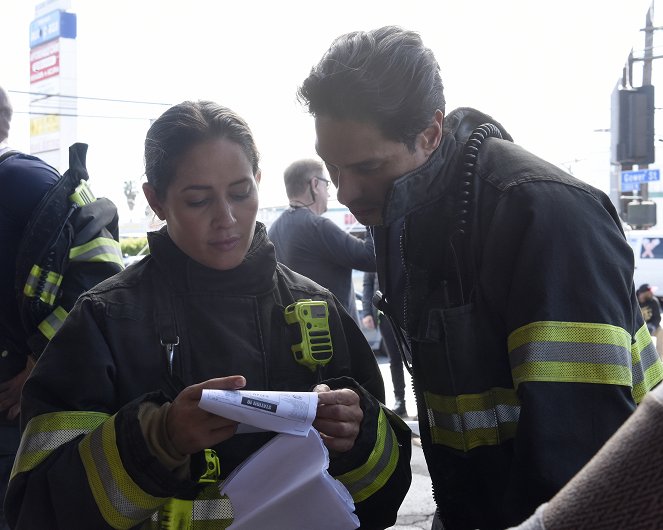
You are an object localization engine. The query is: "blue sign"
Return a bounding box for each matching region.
[622,181,641,192]
[29,10,76,48]
[621,168,660,187]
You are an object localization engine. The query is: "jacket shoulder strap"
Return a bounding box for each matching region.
[0,150,21,165]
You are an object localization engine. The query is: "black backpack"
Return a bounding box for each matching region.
[10,143,124,356]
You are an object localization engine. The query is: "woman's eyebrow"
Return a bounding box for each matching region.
[180,184,212,192]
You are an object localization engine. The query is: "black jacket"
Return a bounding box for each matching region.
[372,108,663,529]
[7,224,411,529]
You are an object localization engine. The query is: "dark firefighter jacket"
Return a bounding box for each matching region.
[6,224,411,529]
[372,107,663,530]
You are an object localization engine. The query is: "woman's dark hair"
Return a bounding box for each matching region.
[144,100,260,198]
[298,26,445,152]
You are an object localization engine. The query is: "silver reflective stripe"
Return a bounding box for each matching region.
[192,498,233,520]
[37,306,69,340]
[23,266,40,293]
[85,426,157,522]
[510,342,631,368]
[431,404,521,433]
[20,429,89,454]
[342,416,396,498]
[24,265,62,305]
[633,332,660,386]
[69,237,124,266]
[11,411,109,480]
[632,324,663,402]
[425,388,521,451]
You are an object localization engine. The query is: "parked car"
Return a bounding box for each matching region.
[625,228,663,301]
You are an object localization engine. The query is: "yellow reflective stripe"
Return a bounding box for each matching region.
[508,321,632,349]
[335,409,399,503]
[631,323,652,366]
[11,411,109,480]
[79,414,166,529]
[37,306,69,340]
[508,321,632,388]
[69,237,124,267]
[431,423,519,452]
[23,265,63,305]
[632,324,663,403]
[425,388,520,451]
[511,362,632,388]
[22,265,41,296]
[149,494,234,529]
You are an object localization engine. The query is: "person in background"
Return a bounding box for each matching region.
[268,159,376,320]
[362,271,407,417]
[0,86,60,530]
[298,25,663,529]
[637,283,663,357]
[5,100,411,529]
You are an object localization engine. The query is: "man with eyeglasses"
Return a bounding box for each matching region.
[268,158,375,318]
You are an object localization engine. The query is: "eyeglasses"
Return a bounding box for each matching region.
[312,177,331,189]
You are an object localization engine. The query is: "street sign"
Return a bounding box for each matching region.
[622,181,641,192]
[621,168,660,187]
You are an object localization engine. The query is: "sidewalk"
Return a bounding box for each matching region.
[377,357,436,530]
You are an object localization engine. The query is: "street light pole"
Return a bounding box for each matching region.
[640,4,655,201]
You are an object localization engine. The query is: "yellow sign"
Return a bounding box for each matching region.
[30,115,60,136]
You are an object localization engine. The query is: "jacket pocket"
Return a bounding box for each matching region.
[415,302,520,452]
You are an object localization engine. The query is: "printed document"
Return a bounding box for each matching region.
[199,389,318,436]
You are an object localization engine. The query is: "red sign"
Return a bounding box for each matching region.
[30,40,60,84]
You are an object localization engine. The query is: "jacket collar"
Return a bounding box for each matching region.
[148,222,276,295]
[382,134,459,225]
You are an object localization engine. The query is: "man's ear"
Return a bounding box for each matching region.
[142,182,165,220]
[420,109,444,155]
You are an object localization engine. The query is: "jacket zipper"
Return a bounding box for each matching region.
[400,219,441,515]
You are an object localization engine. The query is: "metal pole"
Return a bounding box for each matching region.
[641,2,654,201]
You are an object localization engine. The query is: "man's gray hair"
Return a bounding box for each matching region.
[283,158,323,198]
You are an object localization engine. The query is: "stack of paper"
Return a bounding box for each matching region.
[199,389,360,529]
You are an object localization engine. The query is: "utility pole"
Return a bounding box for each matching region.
[640,3,654,201]
[613,1,658,228]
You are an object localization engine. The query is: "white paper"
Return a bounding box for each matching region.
[199,389,318,436]
[221,429,359,529]
[405,420,420,436]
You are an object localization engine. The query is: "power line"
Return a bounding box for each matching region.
[14,110,154,121]
[8,90,173,107]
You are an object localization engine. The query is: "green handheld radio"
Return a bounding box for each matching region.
[284,299,333,371]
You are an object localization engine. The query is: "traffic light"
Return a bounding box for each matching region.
[627,200,657,228]
[611,85,655,165]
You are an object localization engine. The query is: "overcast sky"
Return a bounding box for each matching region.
[0,0,656,223]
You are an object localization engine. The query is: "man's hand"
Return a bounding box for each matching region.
[167,375,246,455]
[0,356,36,420]
[362,315,375,330]
[312,384,363,453]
